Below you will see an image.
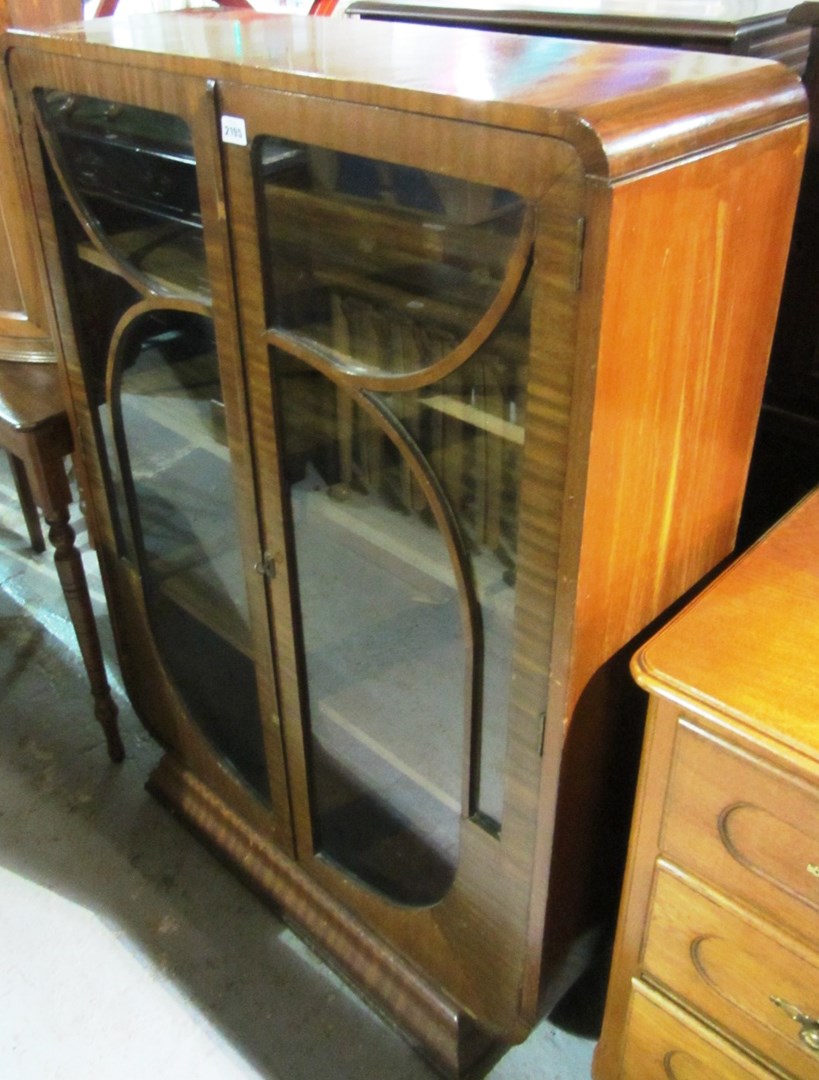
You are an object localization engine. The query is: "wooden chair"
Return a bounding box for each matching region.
[0,360,124,762]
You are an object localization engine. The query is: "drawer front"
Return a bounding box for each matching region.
[622,980,781,1080]
[662,713,819,942]
[643,864,819,1079]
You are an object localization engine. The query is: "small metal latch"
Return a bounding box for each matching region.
[254,552,276,580]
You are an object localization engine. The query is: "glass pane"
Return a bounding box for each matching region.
[118,312,269,799]
[39,91,207,297]
[259,140,533,865]
[257,138,527,377]
[381,300,530,826]
[276,355,465,904]
[38,91,270,802]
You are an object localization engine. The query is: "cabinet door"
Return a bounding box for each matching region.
[221,81,586,1030]
[11,53,292,848]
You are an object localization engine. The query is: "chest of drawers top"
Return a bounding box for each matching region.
[633,488,819,760]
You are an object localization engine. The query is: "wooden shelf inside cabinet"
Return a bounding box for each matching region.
[418,394,524,444]
[77,227,210,303]
[6,12,808,1075]
[594,489,819,1080]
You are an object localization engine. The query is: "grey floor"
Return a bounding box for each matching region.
[0,453,600,1079]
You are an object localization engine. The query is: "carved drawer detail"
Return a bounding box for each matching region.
[643,863,819,1079]
[622,980,780,1080]
[594,496,819,1080]
[663,716,819,941]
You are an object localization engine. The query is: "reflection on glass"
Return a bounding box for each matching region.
[117,312,269,799]
[39,91,207,297]
[381,314,529,826]
[260,141,532,898]
[38,90,269,802]
[277,356,465,904]
[257,138,527,377]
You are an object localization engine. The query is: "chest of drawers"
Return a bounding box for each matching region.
[594,489,819,1078]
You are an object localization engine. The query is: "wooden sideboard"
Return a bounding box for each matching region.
[594,488,819,1079]
[5,11,807,1073]
[343,0,811,71]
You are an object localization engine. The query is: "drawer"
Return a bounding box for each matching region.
[621,979,781,1080]
[662,712,819,943]
[643,863,819,1079]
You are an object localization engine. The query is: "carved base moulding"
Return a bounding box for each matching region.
[147,754,493,1076]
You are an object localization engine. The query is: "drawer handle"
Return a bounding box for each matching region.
[770,996,819,1051]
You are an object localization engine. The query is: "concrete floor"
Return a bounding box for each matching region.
[0,454,601,1079]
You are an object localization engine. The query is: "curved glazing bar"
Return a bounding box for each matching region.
[35,90,209,302]
[258,135,535,896]
[270,289,532,898]
[37,89,271,804]
[275,350,479,904]
[378,299,530,826]
[256,137,531,389]
[109,306,269,799]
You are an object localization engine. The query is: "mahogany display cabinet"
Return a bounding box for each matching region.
[5,11,807,1073]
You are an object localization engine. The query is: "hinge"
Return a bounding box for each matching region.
[573,216,586,292]
[254,551,276,580]
[7,83,21,137]
[538,712,547,757]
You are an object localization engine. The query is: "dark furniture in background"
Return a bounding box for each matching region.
[344,0,810,70]
[740,0,819,543]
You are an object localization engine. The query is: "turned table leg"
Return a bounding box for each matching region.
[45,505,124,763]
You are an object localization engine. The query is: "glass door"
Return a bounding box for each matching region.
[261,138,534,905]
[222,81,585,1031]
[13,53,292,845]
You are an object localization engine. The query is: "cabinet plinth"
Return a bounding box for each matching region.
[6,12,808,1072]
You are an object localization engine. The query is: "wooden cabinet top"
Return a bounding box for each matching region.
[5,10,806,179]
[633,489,819,760]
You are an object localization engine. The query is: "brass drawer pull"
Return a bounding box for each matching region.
[770,996,819,1051]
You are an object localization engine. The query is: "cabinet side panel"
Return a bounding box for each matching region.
[540,120,807,1001]
[574,121,806,695]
